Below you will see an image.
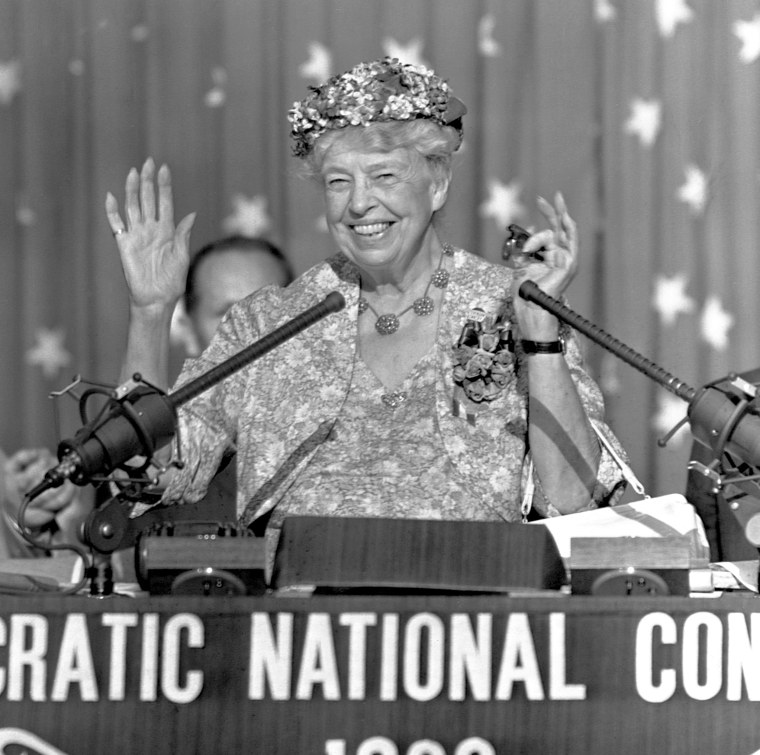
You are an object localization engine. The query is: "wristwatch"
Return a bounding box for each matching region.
[519,337,565,355]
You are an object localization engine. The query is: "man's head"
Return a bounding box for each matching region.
[184,236,294,350]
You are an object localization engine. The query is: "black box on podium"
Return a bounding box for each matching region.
[271,515,565,593]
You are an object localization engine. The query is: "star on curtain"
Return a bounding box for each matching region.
[655,0,694,38]
[478,15,502,57]
[594,0,617,23]
[25,327,72,379]
[222,194,272,237]
[652,273,695,326]
[130,24,150,43]
[676,164,708,216]
[16,194,36,227]
[700,296,734,351]
[733,13,760,64]
[299,42,332,84]
[204,67,227,108]
[479,179,525,230]
[382,38,429,69]
[0,60,22,106]
[624,98,662,147]
[652,390,690,444]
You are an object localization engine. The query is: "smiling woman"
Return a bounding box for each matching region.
[103,57,629,570]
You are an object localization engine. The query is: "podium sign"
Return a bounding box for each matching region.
[1,594,760,754]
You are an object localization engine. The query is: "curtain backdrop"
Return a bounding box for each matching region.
[1,0,758,501]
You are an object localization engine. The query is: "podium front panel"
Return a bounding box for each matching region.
[0,594,758,754]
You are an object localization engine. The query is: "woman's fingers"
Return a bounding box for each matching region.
[140,158,157,223]
[176,212,197,248]
[157,163,175,228]
[555,192,577,248]
[523,228,553,256]
[124,166,141,229]
[108,158,176,241]
[537,194,559,234]
[104,192,126,236]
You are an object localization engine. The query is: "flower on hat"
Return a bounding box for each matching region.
[288,57,466,158]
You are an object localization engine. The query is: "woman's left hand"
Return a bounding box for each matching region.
[511,192,578,340]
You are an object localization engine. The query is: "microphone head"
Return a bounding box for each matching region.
[323,291,346,313]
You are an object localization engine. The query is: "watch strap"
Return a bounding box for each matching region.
[519,337,565,355]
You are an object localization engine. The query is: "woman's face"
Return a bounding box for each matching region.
[319,141,448,274]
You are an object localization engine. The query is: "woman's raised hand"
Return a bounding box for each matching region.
[105,158,195,312]
[511,192,579,339]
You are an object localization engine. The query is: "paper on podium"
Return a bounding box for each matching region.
[0,554,81,593]
[711,560,758,592]
[530,494,713,591]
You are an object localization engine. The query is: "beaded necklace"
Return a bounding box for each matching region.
[358,245,453,335]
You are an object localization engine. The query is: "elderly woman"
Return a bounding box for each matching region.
[105,58,626,558]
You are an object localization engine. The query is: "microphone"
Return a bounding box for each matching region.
[24,386,176,500]
[27,292,346,501]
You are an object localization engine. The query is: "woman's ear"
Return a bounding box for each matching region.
[431,171,451,212]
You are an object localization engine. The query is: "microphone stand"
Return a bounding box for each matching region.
[21,292,346,592]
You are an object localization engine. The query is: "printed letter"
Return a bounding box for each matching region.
[249,612,293,700]
[635,611,676,703]
[51,614,98,701]
[161,613,204,703]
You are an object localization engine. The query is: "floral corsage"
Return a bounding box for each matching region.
[452,309,515,403]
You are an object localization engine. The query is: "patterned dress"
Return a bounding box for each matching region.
[163,248,628,551]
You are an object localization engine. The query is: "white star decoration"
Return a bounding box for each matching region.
[676,164,708,216]
[204,66,227,108]
[26,328,72,379]
[221,194,272,237]
[0,60,22,106]
[16,194,36,226]
[131,24,150,43]
[655,0,693,38]
[700,296,734,351]
[478,15,502,57]
[652,391,690,444]
[624,98,662,147]
[131,25,150,43]
[652,273,695,326]
[382,38,429,69]
[733,14,760,64]
[299,42,332,85]
[204,88,226,108]
[479,179,525,230]
[594,0,617,23]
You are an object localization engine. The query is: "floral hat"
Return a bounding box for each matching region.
[288,57,467,158]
